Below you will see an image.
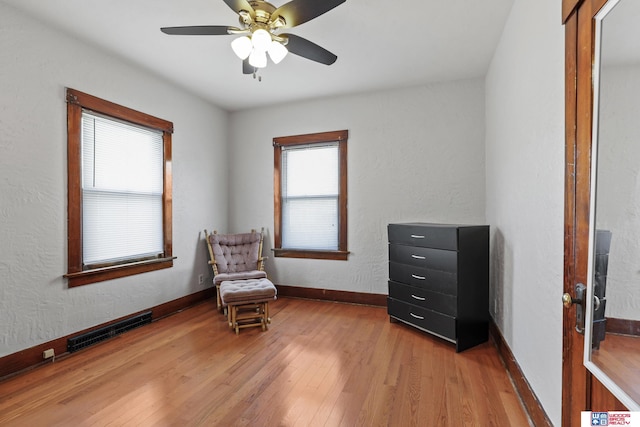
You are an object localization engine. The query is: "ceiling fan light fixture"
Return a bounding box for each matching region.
[161,0,346,75]
[251,29,272,52]
[268,40,288,64]
[231,36,252,59]
[248,49,267,68]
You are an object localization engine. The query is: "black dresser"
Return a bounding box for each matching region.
[387,223,489,352]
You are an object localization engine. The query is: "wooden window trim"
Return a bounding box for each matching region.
[64,88,174,287]
[273,129,349,261]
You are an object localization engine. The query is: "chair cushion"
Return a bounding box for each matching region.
[213,270,267,285]
[209,231,262,274]
[219,278,277,305]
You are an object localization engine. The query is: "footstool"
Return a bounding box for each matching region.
[219,278,277,334]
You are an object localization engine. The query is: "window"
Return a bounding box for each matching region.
[273,130,348,260]
[65,88,174,287]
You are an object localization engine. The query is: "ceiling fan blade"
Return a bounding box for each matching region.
[243,59,254,74]
[160,26,239,36]
[283,34,337,65]
[272,0,346,29]
[223,0,255,17]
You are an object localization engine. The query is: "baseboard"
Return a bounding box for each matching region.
[0,287,215,380]
[489,321,552,427]
[275,284,387,307]
[606,317,640,336]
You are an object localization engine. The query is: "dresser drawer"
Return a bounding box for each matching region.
[389,261,457,295]
[387,298,456,341]
[388,281,457,316]
[388,244,457,273]
[388,223,458,250]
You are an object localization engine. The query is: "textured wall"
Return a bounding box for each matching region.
[485,0,564,424]
[228,80,486,295]
[596,64,640,321]
[0,4,228,357]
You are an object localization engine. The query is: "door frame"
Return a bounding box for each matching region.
[562,0,626,425]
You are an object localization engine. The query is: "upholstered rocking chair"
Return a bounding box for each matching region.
[204,228,277,334]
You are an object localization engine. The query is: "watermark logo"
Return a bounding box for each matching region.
[582,411,640,426]
[591,412,608,426]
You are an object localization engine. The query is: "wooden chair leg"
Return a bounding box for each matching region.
[265,301,271,324]
[262,302,268,331]
[228,305,234,329]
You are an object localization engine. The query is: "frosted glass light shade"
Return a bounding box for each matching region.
[249,49,267,68]
[231,36,252,59]
[251,29,272,52]
[268,40,288,64]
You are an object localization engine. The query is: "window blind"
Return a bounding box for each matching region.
[281,142,339,250]
[81,111,164,265]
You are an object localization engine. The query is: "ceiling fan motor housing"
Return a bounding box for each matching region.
[243,1,285,30]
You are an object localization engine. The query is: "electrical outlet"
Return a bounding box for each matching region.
[43,348,55,359]
[198,274,204,285]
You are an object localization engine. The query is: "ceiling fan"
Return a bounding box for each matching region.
[161,0,346,75]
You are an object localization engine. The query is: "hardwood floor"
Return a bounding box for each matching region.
[0,298,531,426]
[591,333,640,405]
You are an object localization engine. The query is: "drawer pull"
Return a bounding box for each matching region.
[410,313,425,320]
[411,254,426,260]
[410,234,425,239]
[411,294,426,301]
[411,274,426,280]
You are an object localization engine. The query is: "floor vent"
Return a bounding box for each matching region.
[67,311,152,353]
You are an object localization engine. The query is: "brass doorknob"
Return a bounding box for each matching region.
[563,290,585,308]
[562,293,582,308]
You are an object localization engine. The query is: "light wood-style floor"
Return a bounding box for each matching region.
[592,333,640,405]
[0,298,531,426]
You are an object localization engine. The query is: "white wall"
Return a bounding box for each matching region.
[485,0,564,424]
[0,4,227,357]
[228,80,486,294]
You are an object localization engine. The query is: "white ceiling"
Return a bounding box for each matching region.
[2,0,515,111]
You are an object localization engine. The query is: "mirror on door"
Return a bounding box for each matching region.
[586,0,640,410]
